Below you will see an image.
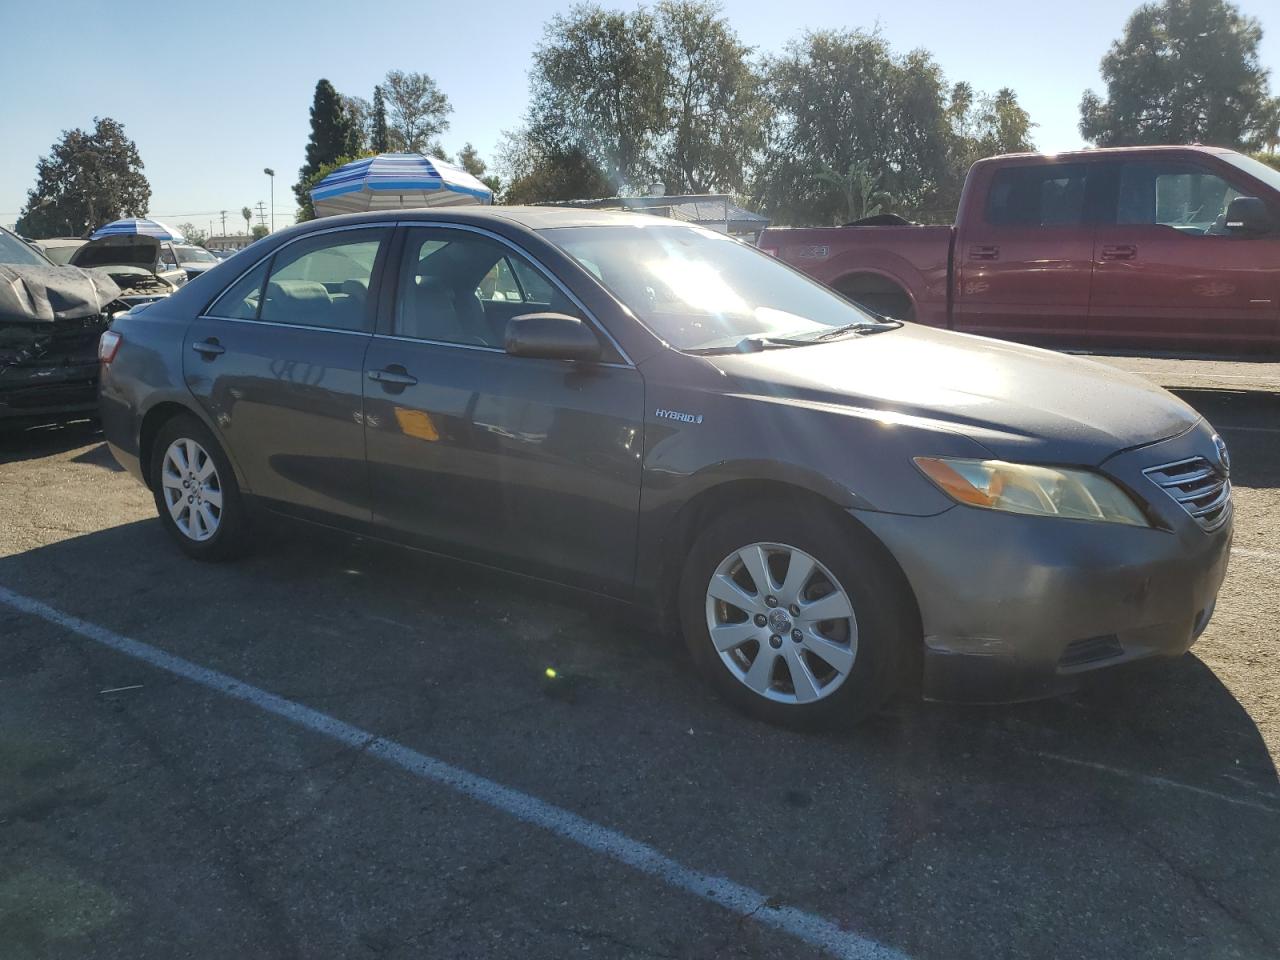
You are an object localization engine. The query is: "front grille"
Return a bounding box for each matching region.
[1059,634,1124,669]
[1143,456,1231,531]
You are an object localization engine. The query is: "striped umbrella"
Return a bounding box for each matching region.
[310,153,493,217]
[90,218,187,241]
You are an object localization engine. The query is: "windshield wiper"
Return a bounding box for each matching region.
[685,335,815,356]
[807,320,901,341]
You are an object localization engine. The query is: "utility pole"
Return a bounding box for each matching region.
[220,210,227,236]
[255,202,267,228]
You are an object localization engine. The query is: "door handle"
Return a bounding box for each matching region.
[191,338,225,357]
[368,367,418,386]
[1101,244,1137,261]
[968,244,999,261]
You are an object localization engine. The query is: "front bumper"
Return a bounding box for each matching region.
[857,424,1233,703]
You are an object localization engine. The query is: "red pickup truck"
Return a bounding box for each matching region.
[758,146,1280,352]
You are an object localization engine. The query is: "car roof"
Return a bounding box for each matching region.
[282,205,679,237]
[979,144,1236,165]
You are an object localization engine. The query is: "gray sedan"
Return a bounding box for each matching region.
[97,207,1232,726]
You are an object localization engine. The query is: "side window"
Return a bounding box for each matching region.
[158,244,178,269]
[509,258,556,305]
[1117,163,1245,233]
[208,259,269,319]
[258,229,385,331]
[477,258,525,302]
[986,164,1088,227]
[394,229,580,347]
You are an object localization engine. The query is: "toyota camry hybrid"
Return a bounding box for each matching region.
[98,207,1233,726]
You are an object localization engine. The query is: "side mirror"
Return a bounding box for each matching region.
[1224,197,1271,235]
[505,312,601,362]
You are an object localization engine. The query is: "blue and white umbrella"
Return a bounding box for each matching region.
[90,218,187,242]
[310,153,493,217]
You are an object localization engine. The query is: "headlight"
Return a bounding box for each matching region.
[914,457,1149,526]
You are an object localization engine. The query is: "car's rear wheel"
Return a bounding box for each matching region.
[678,503,911,728]
[150,414,249,561]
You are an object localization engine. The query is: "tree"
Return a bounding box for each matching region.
[241,206,253,233]
[456,142,502,196]
[757,30,955,225]
[653,1,768,194]
[1079,0,1272,148]
[382,70,452,153]
[1255,97,1280,154]
[371,85,390,153]
[526,4,667,190]
[15,117,150,238]
[508,1,765,197]
[251,224,270,240]
[293,79,361,212]
[816,161,893,222]
[176,223,209,246]
[342,94,373,152]
[935,82,1035,219]
[500,131,612,204]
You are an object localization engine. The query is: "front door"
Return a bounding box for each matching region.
[1089,158,1280,350]
[184,226,389,524]
[362,225,645,595]
[953,161,1096,344]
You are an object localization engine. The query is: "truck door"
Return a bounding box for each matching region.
[1088,158,1279,351]
[953,161,1096,345]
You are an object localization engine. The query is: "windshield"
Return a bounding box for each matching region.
[175,245,218,263]
[41,244,82,265]
[0,229,52,267]
[1220,153,1280,194]
[541,224,879,351]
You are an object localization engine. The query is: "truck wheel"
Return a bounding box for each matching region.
[678,503,911,728]
[149,414,250,561]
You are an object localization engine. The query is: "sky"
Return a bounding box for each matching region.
[2,0,1276,233]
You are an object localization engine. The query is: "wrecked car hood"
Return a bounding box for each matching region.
[70,233,160,271]
[0,263,121,324]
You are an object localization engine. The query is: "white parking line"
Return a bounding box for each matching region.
[0,585,907,960]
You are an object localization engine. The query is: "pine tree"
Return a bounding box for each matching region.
[294,79,360,210]
[371,85,390,153]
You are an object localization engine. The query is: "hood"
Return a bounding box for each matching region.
[706,324,1199,465]
[0,263,121,324]
[70,234,160,271]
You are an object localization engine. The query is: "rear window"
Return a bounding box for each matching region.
[985,164,1088,226]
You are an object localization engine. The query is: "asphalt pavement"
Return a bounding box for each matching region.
[1,359,1277,960]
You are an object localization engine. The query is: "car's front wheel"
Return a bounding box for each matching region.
[149,413,249,561]
[678,503,913,728]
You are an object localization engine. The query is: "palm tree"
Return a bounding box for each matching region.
[241,207,253,234]
[817,161,893,224]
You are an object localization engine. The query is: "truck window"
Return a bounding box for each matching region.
[985,165,1087,227]
[1116,163,1245,235]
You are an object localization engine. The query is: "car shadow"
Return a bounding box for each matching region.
[0,419,101,465]
[2,516,1275,799]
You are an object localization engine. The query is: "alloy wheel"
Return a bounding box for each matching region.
[704,542,858,704]
[160,437,223,542]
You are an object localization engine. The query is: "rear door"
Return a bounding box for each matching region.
[183,226,389,524]
[362,224,645,595]
[953,162,1097,344]
[1088,158,1280,350]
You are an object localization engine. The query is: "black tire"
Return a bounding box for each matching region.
[149,413,250,561]
[678,502,913,729]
